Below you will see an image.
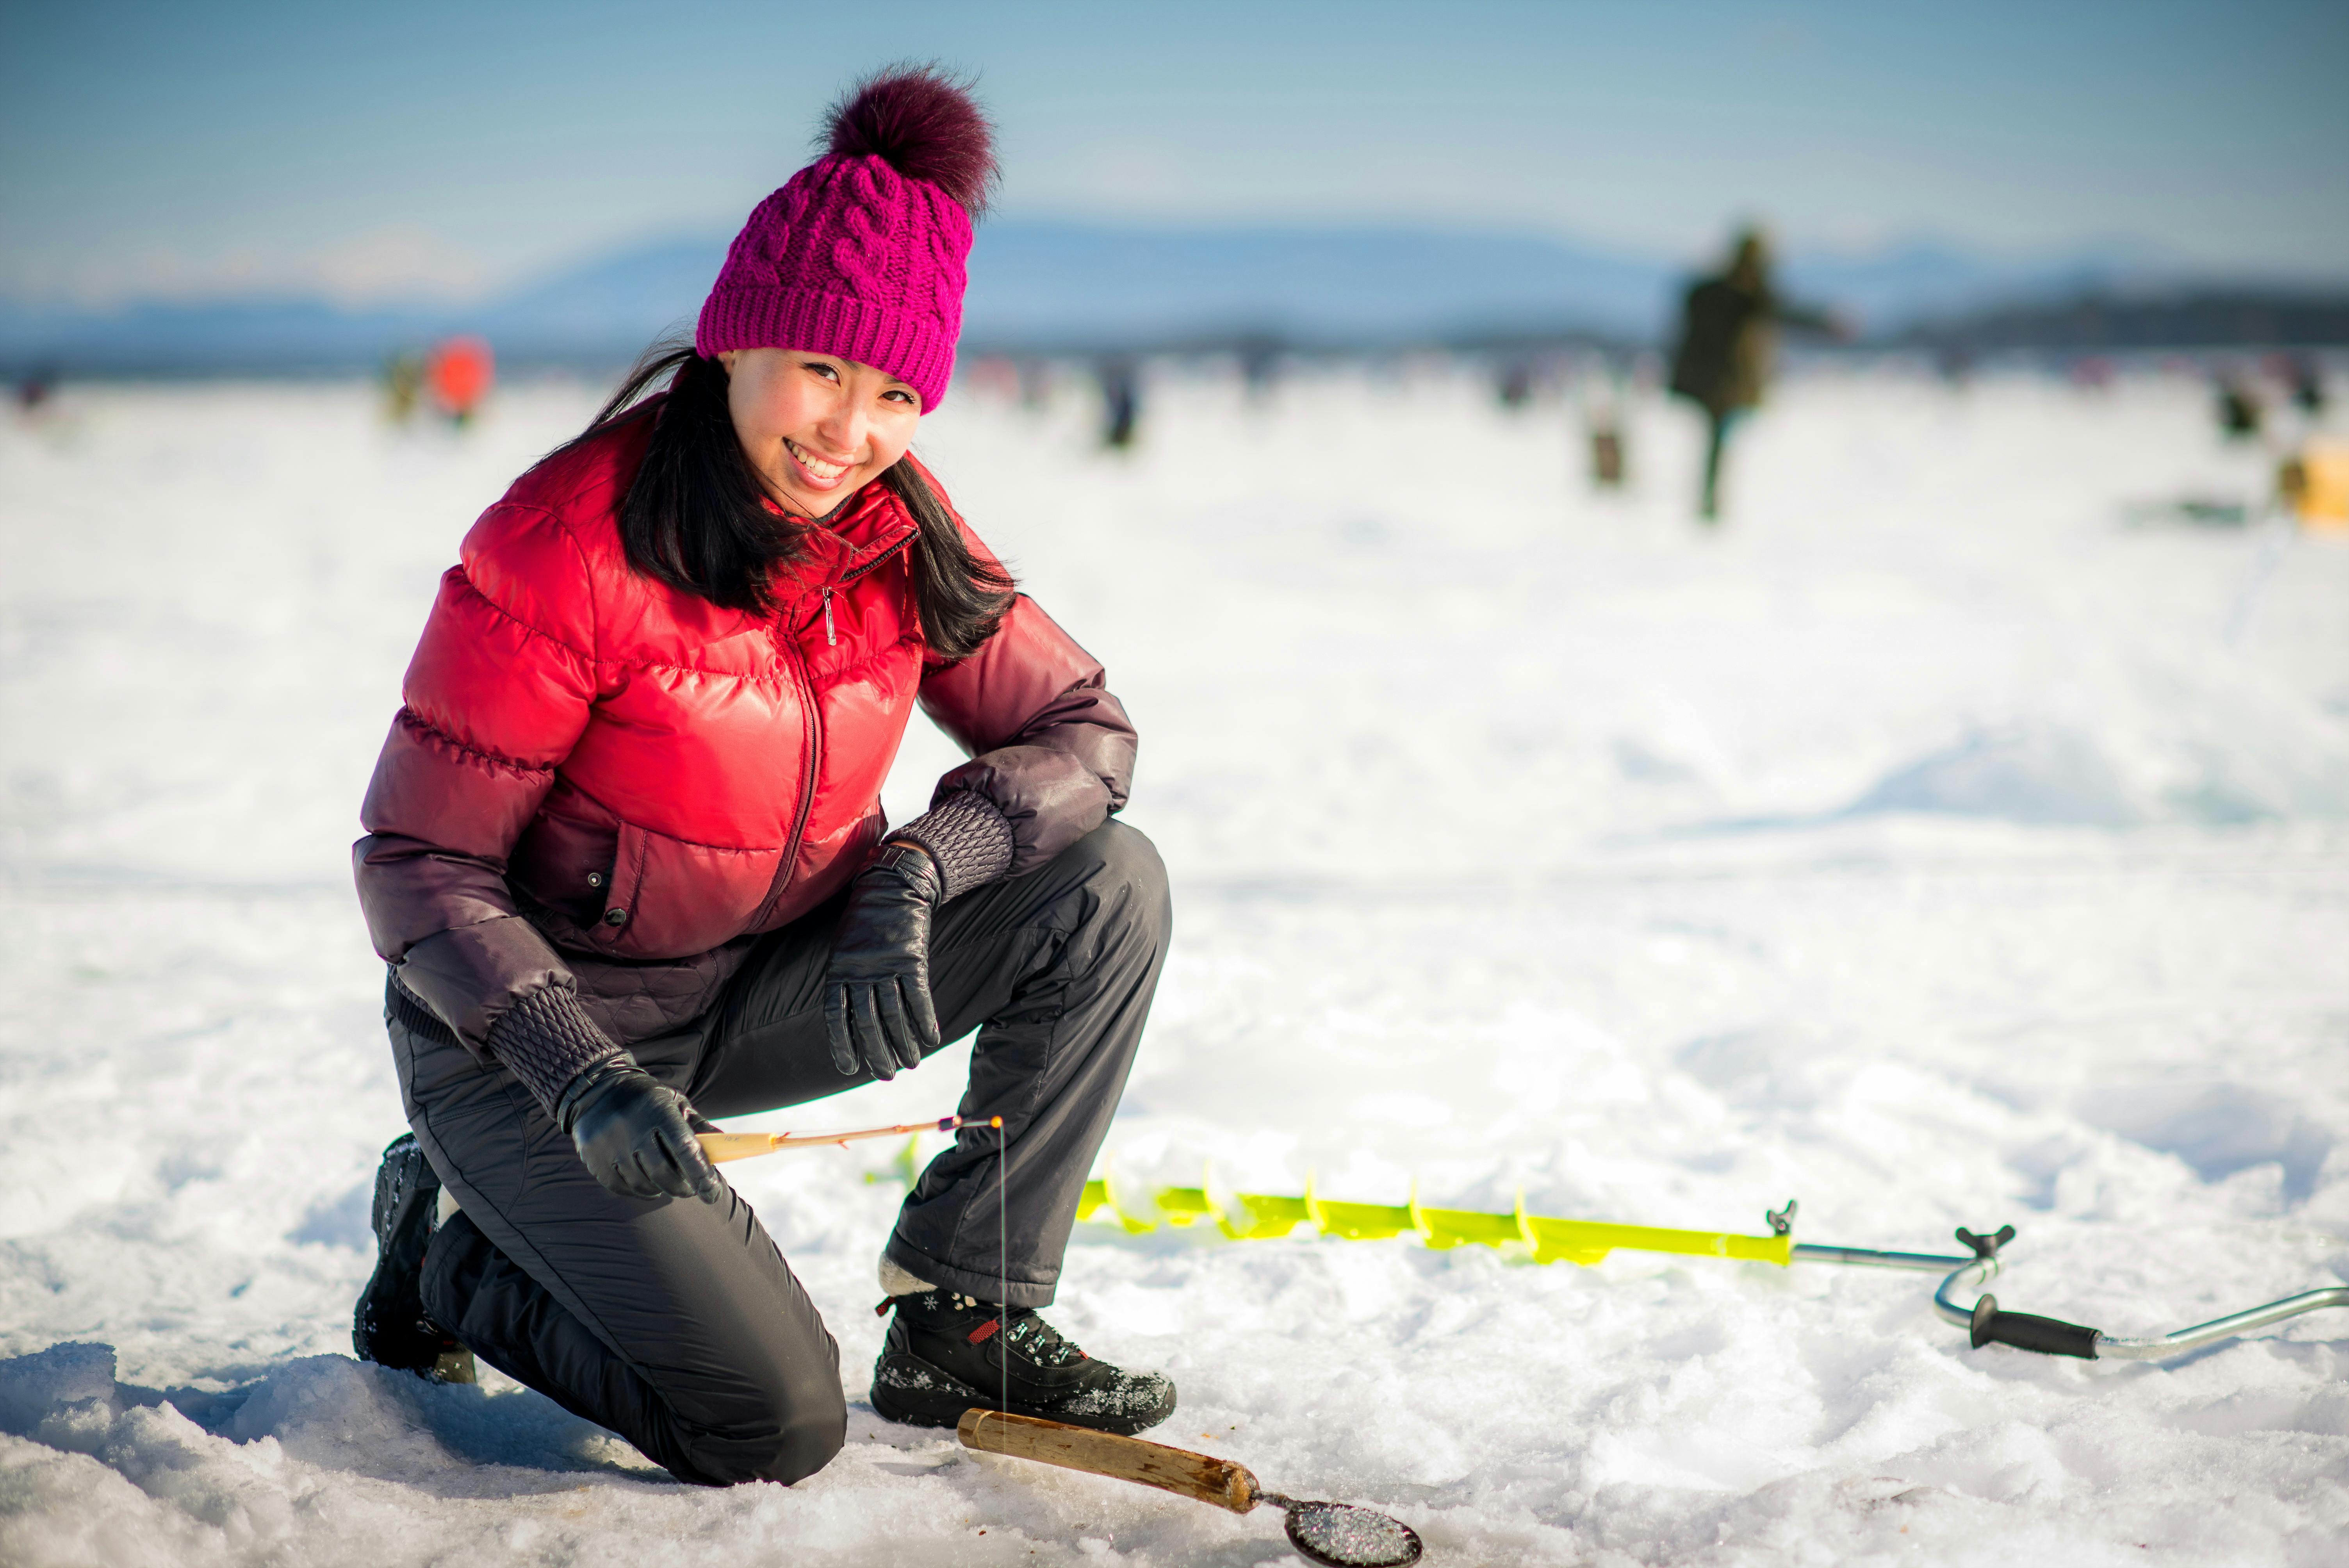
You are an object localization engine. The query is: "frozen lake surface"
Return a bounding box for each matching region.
[3,366,2347,1565]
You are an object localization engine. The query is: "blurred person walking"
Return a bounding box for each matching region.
[1237,335,1281,404]
[1096,355,1139,449]
[424,336,494,426]
[2215,371,2264,441]
[1667,228,1837,521]
[16,363,58,413]
[381,351,424,424]
[350,69,1174,1490]
[1582,357,1629,490]
[2282,354,2326,419]
[1496,358,1535,410]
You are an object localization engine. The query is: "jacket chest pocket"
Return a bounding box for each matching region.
[507,788,621,932]
[588,819,786,960]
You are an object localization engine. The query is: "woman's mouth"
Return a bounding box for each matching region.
[784,437,853,487]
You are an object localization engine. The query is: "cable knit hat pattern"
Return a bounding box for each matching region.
[696,68,996,410]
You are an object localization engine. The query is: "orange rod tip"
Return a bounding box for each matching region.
[989,1116,1004,1128]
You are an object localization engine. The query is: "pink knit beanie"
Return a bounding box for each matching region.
[696,68,997,410]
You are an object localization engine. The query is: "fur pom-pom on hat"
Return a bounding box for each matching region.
[695,65,997,409]
[823,65,997,217]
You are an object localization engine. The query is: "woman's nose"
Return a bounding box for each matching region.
[815,403,864,455]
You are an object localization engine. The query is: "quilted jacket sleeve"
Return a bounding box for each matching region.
[917,584,1138,878]
[353,502,600,1055]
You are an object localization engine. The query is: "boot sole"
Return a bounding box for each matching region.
[870,1351,1174,1437]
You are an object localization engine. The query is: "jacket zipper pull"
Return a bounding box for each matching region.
[821,586,836,646]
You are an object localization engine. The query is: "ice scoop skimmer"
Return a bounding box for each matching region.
[957,1409,1420,1567]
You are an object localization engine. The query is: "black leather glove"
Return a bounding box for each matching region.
[554,1056,723,1203]
[823,841,943,1080]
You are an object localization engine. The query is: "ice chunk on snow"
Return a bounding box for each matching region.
[0,1341,119,1440]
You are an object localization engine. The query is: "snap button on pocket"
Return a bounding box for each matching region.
[602,908,628,927]
[586,871,606,889]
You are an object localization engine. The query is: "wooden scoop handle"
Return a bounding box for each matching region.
[957,1409,1261,1514]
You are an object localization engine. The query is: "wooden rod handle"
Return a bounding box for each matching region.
[697,1133,778,1164]
[696,1115,981,1166]
[957,1409,1260,1515]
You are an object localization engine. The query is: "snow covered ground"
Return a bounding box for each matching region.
[3,363,2346,1566]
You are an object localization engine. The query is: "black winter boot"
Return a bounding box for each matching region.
[353,1133,476,1384]
[870,1288,1175,1435]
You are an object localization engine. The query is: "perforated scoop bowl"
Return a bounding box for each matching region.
[1265,1494,1423,1568]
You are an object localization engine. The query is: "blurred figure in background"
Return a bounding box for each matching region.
[1096,355,1139,450]
[2215,371,2263,442]
[1496,358,1535,410]
[2278,444,2349,529]
[425,336,495,427]
[2282,354,2326,419]
[1668,228,1838,521]
[2069,355,2117,391]
[382,351,424,424]
[16,363,57,414]
[1237,335,1282,405]
[1581,358,1628,490]
[1017,356,1053,413]
[964,353,1020,403]
[1935,341,1976,390]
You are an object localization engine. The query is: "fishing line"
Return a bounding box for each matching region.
[998,1114,1009,1415]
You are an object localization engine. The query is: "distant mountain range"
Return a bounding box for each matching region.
[1,221,2336,373]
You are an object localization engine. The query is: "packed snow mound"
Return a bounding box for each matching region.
[2080,1083,2337,1208]
[3,367,2347,1565]
[0,1341,673,1566]
[1850,725,2140,826]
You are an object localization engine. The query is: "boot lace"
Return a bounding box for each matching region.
[1002,1308,1086,1367]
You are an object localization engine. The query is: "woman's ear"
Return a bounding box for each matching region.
[715,350,736,373]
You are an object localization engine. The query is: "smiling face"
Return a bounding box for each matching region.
[718,347,922,519]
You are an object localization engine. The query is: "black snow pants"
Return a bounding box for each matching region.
[390,821,1169,1487]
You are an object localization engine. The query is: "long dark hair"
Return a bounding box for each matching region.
[572,342,1015,659]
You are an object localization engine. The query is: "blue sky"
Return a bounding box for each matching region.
[3,0,2343,305]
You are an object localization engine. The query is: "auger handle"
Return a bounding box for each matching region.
[1968,1294,2100,1358]
[957,1409,1262,1514]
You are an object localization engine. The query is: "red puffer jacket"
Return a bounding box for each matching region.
[354,404,1135,1052]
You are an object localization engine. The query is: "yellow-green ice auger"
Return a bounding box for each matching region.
[1077,1172,1799,1265]
[854,1131,2349,1362]
[1070,1174,2349,1363]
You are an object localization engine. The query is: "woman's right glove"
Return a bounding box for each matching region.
[553,1057,724,1203]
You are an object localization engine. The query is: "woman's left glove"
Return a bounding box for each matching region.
[823,841,944,1080]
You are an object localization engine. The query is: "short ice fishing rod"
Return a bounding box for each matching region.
[696,1114,1000,1164]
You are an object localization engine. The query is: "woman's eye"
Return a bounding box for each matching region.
[803,362,839,381]
[883,389,915,406]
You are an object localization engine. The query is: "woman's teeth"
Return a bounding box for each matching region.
[786,438,848,481]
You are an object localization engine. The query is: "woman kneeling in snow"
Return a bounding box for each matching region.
[348,69,1174,1486]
